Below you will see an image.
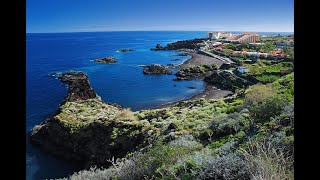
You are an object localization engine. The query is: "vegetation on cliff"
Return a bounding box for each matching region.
[60,73,294,180]
[234,60,294,84]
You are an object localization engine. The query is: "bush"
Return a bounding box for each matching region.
[249,94,291,123]
[114,108,137,121]
[244,84,275,106]
[209,112,245,138]
[199,153,250,180]
[239,138,294,180]
[256,75,280,83]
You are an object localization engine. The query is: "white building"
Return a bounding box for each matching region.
[208,32,232,39]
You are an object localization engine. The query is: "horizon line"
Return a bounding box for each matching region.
[27,30,294,34]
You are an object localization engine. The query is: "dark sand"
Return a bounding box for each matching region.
[189,84,233,100]
[159,52,233,109]
[178,52,225,69]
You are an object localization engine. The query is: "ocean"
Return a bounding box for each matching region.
[26,31,293,179]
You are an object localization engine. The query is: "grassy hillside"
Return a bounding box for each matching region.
[63,73,294,180]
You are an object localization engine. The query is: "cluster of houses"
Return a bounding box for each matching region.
[275,39,294,48]
[206,42,287,59]
[232,49,286,58]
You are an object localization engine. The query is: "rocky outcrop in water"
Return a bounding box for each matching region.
[92,56,117,63]
[30,72,147,168]
[143,64,172,75]
[57,72,97,102]
[116,49,135,52]
[151,38,208,51]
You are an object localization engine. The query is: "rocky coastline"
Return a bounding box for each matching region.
[30,38,250,170]
[30,72,148,168]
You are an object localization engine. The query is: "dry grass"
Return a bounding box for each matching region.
[114,108,137,122]
[239,139,294,180]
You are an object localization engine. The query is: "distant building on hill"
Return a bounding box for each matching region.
[208,32,232,39]
[226,32,261,43]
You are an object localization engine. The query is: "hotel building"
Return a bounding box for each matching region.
[226,32,261,43]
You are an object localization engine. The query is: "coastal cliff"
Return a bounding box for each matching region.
[30,72,148,168]
[30,71,294,180]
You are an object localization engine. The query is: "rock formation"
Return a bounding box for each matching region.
[92,56,117,63]
[175,64,218,80]
[204,71,251,92]
[30,72,147,168]
[143,64,172,75]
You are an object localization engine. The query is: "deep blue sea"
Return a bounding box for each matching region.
[26,31,293,179]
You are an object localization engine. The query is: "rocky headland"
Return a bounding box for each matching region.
[30,72,148,168]
[91,56,117,63]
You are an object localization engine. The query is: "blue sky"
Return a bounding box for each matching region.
[27,0,294,33]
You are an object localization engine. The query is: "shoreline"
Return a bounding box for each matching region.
[159,83,233,109]
[157,50,232,109]
[177,51,225,69]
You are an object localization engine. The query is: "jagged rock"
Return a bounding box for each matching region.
[143,64,172,75]
[116,49,135,52]
[58,72,97,102]
[92,56,117,63]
